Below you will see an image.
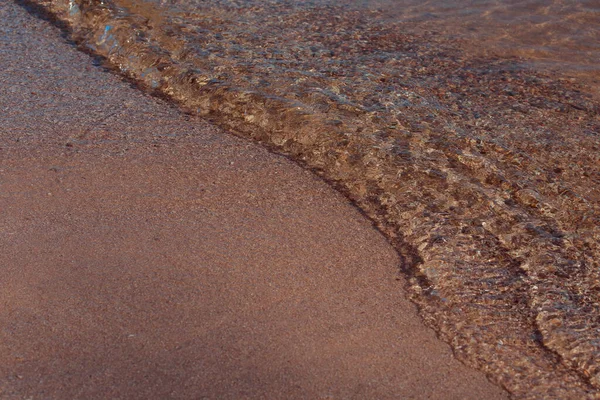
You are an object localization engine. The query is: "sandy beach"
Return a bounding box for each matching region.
[0,1,509,398]
[18,0,600,395]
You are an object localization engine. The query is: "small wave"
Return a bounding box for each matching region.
[22,0,600,397]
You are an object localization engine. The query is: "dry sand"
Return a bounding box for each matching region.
[0,1,507,398]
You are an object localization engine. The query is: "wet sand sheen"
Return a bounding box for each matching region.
[10,0,600,398]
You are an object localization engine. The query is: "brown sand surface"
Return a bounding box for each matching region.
[0,2,507,399]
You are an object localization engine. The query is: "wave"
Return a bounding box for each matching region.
[21,0,600,397]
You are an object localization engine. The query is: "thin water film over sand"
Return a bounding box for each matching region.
[330,0,600,95]
[24,0,600,397]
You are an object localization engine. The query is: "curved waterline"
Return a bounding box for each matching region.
[20,0,600,397]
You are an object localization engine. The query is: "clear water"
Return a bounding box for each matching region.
[28,0,600,397]
[370,0,600,97]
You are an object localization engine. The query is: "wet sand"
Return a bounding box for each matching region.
[0,2,508,399]
[32,0,599,396]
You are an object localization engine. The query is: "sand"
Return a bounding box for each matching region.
[0,1,507,398]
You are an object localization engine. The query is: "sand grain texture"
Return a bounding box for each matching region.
[0,2,507,399]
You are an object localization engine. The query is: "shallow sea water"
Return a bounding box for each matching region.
[23,0,600,397]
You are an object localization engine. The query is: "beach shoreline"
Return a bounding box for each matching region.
[17,0,600,396]
[0,1,510,398]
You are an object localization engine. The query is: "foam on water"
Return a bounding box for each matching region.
[23,0,600,397]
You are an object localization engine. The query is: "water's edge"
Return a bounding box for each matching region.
[18,0,600,398]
